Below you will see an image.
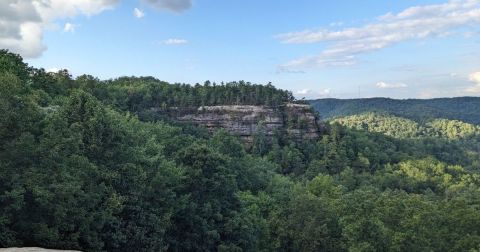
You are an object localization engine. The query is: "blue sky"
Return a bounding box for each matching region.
[2,0,480,99]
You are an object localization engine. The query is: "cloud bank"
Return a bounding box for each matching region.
[277,0,480,70]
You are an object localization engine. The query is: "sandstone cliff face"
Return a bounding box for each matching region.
[153,103,322,143]
[283,103,323,140]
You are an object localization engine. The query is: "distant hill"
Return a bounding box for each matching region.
[331,112,480,140]
[309,97,480,124]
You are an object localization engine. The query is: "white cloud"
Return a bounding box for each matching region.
[296,89,311,95]
[63,22,76,32]
[376,81,408,89]
[470,71,480,83]
[294,88,331,99]
[133,7,145,18]
[161,38,188,45]
[466,71,480,93]
[277,0,480,70]
[329,21,344,27]
[142,0,192,12]
[0,0,119,58]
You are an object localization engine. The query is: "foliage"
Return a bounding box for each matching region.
[93,77,294,112]
[1,50,480,251]
[332,112,480,140]
[310,97,480,124]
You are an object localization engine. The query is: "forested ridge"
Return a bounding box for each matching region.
[333,112,480,140]
[309,97,480,124]
[1,50,480,251]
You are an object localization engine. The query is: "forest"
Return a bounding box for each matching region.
[309,97,480,124]
[1,50,480,251]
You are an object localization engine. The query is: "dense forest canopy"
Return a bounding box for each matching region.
[332,112,480,140]
[1,50,480,251]
[73,75,294,112]
[309,97,480,124]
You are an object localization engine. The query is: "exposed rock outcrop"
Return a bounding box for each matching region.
[152,103,323,143]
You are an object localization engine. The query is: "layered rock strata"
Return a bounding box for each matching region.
[153,103,322,143]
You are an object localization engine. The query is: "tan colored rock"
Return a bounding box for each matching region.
[156,103,323,143]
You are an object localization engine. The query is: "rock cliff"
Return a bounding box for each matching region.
[152,103,323,143]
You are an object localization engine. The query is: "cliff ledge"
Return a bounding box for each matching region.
[153,103,323,143]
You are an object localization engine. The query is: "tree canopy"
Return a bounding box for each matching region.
[1,50,480,251]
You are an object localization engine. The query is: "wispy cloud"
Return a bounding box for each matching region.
[466,71,480,93]
[276,68,305,74]
[63,22,76,33]
[376,81,408,89]
[133,8,145,18]
[142,0,192,13]
[161,38,188,45]
[390,65,419,72]
[276,0,480,70]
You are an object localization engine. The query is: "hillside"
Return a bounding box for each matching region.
[2,50,480,251]
[309,97,480,124]
[332,112,480,139]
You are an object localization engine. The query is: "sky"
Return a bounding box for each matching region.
[2,0,480,99]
